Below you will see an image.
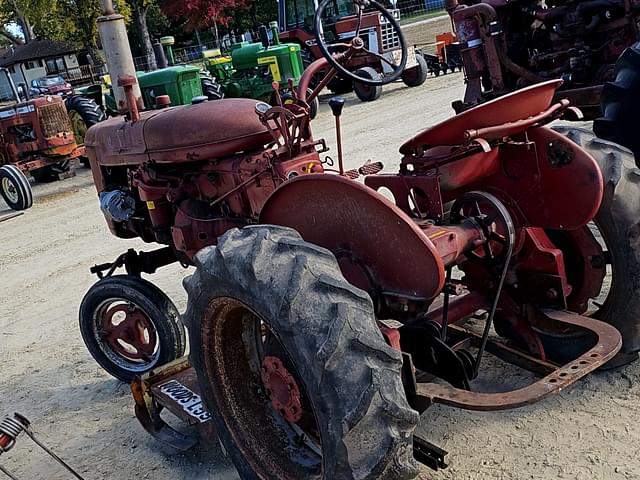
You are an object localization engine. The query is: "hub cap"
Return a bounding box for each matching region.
[93,299,160,371]
[1,177,18,204]
[261,356,303,423]
[201,297,323,478]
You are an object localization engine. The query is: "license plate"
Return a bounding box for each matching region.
[159,379,212,423]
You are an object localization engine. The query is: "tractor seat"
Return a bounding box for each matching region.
[399,80,563,156]
[86,98,274,167]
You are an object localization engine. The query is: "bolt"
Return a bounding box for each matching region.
[590,255,605,269]
[546,288,559,300]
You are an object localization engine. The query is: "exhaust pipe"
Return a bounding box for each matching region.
[97,0,144,113]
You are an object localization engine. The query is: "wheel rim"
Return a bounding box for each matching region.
[69,110,88,144]
[201,297,323,478]
[356,83,374,96]
[584,221,614,316]
[1,177,19,204]
[403,67,418,82]
[92,298,160,371]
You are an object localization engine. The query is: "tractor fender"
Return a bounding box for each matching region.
[259,174,445,303]
[487,127,604,230]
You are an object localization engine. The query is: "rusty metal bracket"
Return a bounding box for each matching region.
[131,357,199,452]
[413,434,448,471]
[414,310,621,411]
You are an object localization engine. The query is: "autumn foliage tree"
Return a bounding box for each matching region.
[162,0,248,31]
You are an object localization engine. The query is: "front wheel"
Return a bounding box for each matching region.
[184,226,419,480]
[79,275,187,382]
[307,88,319,119]
[401,53,428,88]
[353,67,383,102]
[0,165,32,211]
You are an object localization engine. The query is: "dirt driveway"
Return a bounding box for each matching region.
[1,73,640,480]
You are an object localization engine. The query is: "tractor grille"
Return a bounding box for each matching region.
[38,102,72,138]
[381,23,401,52]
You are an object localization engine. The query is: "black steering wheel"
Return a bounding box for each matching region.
[314,0,408,86]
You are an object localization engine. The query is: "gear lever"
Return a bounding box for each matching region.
[329,96,346,175]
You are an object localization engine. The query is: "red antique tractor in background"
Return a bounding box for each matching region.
[446,0,640,114]
[0,68,96,211]
[445,0,640,136]
[79,0,640,477]
[279,0,429,101]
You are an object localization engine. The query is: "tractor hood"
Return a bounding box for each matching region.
[85,98,274,167]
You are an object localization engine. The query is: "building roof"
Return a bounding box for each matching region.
[0,40,79,67]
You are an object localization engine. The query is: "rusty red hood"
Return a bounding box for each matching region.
[85,98,274,166]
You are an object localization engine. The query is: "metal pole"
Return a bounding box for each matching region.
[97,0,143,113]
[0,68,19,103]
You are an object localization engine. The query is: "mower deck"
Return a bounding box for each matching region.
[132,310,621,452]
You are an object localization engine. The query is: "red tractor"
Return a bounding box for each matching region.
[0,75,87,211]
[80,1,640,477]
[279,0,429,101]
[445,0,640,119]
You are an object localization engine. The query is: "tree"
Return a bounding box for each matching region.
[127,0,156,70]
[0,0,131,62]
[161,0,248,32]
[0,0,44,43]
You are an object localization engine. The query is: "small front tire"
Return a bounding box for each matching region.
[0,165,32,211]
[79,275,187,382]
[353,67,383,102]
[402,53,428,88]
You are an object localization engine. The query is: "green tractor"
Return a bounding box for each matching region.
[78,64,221,117]
[204,22,319,118]
[72,64,221,167]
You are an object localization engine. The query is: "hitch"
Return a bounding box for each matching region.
[413,434,448,471]
[90,246,177,279]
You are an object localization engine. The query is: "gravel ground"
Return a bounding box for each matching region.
[1,72,640,480]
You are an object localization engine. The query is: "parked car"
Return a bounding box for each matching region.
[28,75,72,98]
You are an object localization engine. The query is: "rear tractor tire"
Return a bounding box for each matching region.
[0,165,32,211]
[184,226,419,480]
[353,67,383,102]
[200,76,224,101]
[544,126,640,368]
[79,275,187,383]
[401,53,428,88]
[65,95,107,168]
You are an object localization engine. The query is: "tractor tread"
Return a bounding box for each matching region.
[185,226,419,480]
[0,164,32,210]
[553,126,640,364]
